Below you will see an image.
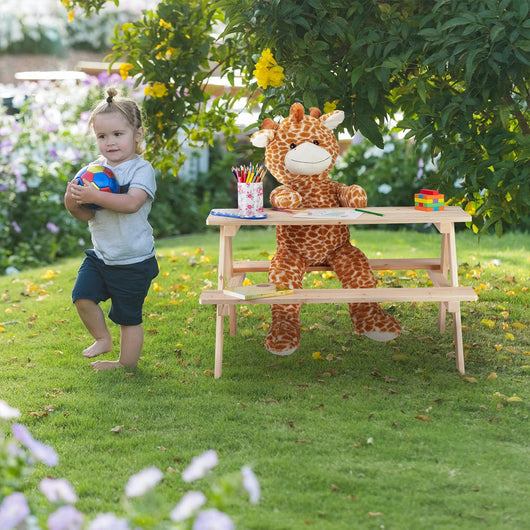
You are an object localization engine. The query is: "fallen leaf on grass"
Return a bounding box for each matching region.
[462,376,477,384]
[330,484,341,491]
[110,425,124,434]
[28,411,48,418]
[487,372,498,381]
[481,318,496,329]
[415,415,432,422]
[367,512,382,517]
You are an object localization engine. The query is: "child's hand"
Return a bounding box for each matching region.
[70,180,100,207]
[64,181,95,221]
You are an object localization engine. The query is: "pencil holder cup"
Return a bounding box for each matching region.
[237,182,263,217]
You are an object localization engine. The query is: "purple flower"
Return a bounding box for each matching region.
[1,138,13,155]
[125,466,163,498]
[0,492,30,529]
[11,221,21,233]
[47,505,84,530]
[192,509,234,530]
[12,423,59,466]
[182,450,218,482]
[88,513,130,530]
[40,477,78,504]
[170,491,206,522]
[46,222,60,234]
[241,466,260,505]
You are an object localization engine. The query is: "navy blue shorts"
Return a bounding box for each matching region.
[72,250,159,326]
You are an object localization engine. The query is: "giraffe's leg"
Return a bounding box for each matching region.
[265,250,306,355]
[329,244,401,342]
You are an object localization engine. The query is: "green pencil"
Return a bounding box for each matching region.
[355,208,383,217]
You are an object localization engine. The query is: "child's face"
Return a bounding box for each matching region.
[92,111,143,166]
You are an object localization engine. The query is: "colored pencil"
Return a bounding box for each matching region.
[232,164,266,183]
[355,208,384,217]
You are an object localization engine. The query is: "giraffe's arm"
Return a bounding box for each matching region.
[270,185,303,209]
[336,183,368,208]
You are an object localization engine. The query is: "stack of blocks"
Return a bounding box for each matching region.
[414,189,445,211]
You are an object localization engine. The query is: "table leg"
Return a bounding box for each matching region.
[445,225,465,373]
[449,302,465,374]
[214,305,225,378]
[438,232,450,333]
[217,226,239,337]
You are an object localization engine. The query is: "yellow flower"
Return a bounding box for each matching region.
[323,100,339,113]
[145,82,169,98]
[159,19,172,29]
[119,63,134,80]
[253,49,285,89]
[312,351,324,360]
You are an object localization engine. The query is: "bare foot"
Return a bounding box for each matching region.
[91,360,124,371]
[82,339,112,358]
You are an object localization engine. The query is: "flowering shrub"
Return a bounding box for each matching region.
[0,75,141,274]
[0,0,159,54]
[0,399,260,529]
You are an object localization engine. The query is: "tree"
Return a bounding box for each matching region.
[63,0,530,234]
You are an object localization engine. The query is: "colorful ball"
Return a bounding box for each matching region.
[74,164,120,210]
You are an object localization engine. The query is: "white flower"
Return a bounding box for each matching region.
[241,466,260,504]
[192,509,234,530]
[0,492,30,529]
[182,450,219,482]
[125,466,163,498]
[88,513,130,530]
[378,183,392,194]
[0,400,21,420]
[47,505,84,530]
[170,491,207,522]
[40,477,78,504]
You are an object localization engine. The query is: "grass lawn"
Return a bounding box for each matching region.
[1,227,529,529]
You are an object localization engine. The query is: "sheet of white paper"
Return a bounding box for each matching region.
[292,208,364,220]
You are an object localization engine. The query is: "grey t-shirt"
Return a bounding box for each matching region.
[87,156,156,265]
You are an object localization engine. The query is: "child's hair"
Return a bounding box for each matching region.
[88,87,145,154]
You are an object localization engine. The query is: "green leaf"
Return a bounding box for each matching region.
[355,112,383,148]
[350,66,363,89]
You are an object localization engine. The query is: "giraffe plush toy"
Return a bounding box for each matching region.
[250,102,401,355]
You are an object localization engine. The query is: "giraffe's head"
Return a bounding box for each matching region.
[250,103,344,184]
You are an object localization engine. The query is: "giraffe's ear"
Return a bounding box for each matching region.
[251,128,276,148]
[321,110,345,131]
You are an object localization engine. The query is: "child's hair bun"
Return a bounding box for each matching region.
[106,87,118,103]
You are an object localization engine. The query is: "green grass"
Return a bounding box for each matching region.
[1,228,529,529]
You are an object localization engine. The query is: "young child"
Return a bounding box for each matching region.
[64,87,158,371]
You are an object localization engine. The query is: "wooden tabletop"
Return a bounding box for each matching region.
[206,206,471,227]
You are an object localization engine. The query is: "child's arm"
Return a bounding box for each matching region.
[64,181,95,222]
[69,184,149,214]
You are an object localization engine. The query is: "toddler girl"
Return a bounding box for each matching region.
[64,87,158,371]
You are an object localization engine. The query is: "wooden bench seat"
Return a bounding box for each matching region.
[200,286,477,306]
